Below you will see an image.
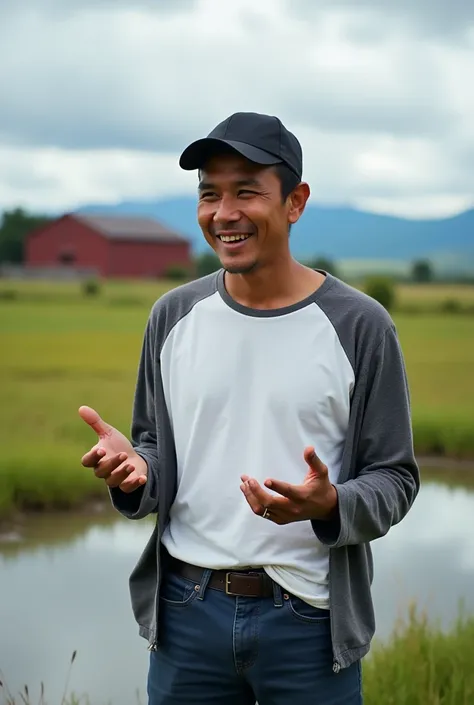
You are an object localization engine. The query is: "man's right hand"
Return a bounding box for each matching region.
[79,405,148,494]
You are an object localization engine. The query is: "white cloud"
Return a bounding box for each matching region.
[0,0,473,218]
[0,146,196,212]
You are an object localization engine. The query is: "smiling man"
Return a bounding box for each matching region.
[80,112,420,705]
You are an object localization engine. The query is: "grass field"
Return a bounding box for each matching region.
[2,607,473,704]
[0,278,473,515]
[396,283,474,313]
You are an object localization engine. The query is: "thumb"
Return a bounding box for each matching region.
[303,446,327,475]
[78,405,113,438]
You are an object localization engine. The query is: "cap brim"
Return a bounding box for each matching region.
[179,138,282,171]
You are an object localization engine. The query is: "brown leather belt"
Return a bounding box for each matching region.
[168,556,275,598]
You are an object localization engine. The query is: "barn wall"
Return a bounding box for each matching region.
[25,216,109,275]
[25,215,193,278]
[108,240,192,277]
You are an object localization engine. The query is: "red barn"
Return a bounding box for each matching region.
[25,213,192,278]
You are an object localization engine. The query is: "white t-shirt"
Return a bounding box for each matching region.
[160,273,354,608]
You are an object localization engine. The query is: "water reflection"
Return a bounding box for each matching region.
[1,474,473,705]
[371,481,474,639]
[0,514,154,705]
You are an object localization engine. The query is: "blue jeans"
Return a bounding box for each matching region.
[147,569,363,704]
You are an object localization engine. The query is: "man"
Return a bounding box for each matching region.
[80,112,420,704]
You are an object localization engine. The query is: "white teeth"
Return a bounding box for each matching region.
[219,234,250,243]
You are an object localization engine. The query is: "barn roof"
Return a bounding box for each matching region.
[73,213,189,243]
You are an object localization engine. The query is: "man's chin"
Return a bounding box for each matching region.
[224,260,259,275]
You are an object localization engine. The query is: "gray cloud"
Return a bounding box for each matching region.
[0,3,463,154]
[288,0,474,38]
[1,0,196,18]
[0,6,208,153]
[277,47,455,139]
[0,0,473,217]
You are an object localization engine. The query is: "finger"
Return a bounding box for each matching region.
[304,446,327,474]
[105,463,135,488]
[241,474,250,482]
[94,453,129,479]
[240,479,267,515]
[244,479,275,508]
[264,478,304,502]
[78,405,113,439]
[240,479,288,516]
[118,471,148,494]
[81,446,106,468]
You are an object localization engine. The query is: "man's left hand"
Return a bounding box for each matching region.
[240,447,338,525]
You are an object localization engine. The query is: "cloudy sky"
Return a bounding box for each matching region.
[1,0,473,218]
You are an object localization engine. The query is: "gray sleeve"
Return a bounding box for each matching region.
[109,316,160,520]
[108,273,219,521]
[312,324,420,547]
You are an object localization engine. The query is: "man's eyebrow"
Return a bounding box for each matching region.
[198,177,262,191]
[236,178,261,188]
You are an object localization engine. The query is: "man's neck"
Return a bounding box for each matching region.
[224,259,326,310]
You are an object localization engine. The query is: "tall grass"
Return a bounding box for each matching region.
[363,605,474,705]
[1,608,472,704]
[0,652,83,705]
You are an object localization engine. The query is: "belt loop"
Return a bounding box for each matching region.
[272,580,283,608]
[197,568,212,600]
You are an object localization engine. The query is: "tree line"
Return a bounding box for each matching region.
[0,208,52,264]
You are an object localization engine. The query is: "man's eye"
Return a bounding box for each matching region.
[200,192,217,200]
[238,190,257,197]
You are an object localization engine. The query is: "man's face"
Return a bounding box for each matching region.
[197,154,295,275]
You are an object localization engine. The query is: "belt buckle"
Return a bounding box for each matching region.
[225,572,239,596]
[225,570,262,596]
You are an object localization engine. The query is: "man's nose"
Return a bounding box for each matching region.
[213,195,241,223]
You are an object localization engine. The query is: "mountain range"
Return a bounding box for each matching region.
[78,197,474,273]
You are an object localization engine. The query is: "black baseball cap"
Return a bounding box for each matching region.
[179,112,303,180]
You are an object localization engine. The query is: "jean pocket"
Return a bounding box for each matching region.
[285,594,331,623]
[159,571,199,608]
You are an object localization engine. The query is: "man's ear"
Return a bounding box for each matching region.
[288,182,310,225]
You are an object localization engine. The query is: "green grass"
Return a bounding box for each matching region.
[0,281,158,515]
[395,314,474,457]
[1,607,473,704]
[362,605,474,705]
[0,279,473,515]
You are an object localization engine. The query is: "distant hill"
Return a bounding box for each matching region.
[77,197,474,273]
